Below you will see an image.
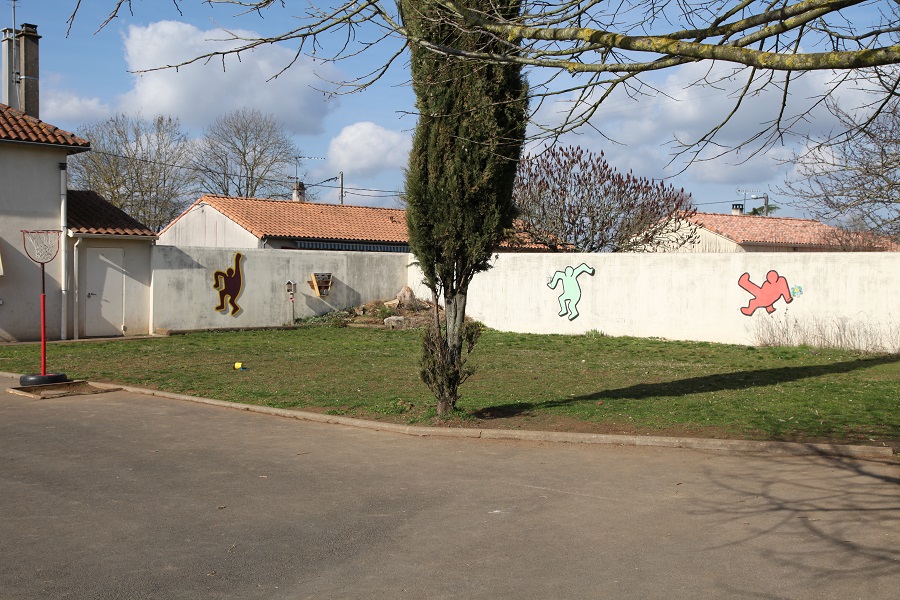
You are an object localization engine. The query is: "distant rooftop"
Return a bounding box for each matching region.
[164,195,408,244]
[692,212,852,248]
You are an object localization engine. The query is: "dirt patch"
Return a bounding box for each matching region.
[8,380,121,399]
[350,299,439,329]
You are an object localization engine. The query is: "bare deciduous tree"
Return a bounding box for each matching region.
[511,146,697,252]
[193,108,300,199]
[782,100,900,242]
[826,221,898,250]
[69,113,196,231]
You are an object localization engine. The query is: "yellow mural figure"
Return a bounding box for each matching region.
[213,252,244,316]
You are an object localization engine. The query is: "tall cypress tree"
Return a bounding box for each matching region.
[401,0,528,415]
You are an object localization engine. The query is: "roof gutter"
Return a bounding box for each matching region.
[0,137,91,153]
[739,242,838,250]
[67,231,158,241]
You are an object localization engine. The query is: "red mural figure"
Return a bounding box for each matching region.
[213,252,244,316]
[738,270,792,316]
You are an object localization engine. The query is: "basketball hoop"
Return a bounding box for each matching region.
[20,229,66,385]
[22,229,61,266]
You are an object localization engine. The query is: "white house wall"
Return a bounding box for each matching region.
[157,203,259,248]
[633,218,741,253]
[0,143,67,342]
[150,246,411,332]
[674,227,742,253]
[409,252,900,352]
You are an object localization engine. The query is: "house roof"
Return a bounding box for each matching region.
[689,212,848,248]
[166,195,409,243]
[0,103,90,151]
[67,190,156,238]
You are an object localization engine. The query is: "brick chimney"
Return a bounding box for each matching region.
[292,180,307,202]
[2,23,40,118]
[731,203,744,216]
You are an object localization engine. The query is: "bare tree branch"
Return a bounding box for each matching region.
[780,97,900,242]
[68,1,900,164]
[69,113,197,231]
[193,108,301,199]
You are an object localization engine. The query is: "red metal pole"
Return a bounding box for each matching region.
[40,263,47,376]
[40,292,47,376]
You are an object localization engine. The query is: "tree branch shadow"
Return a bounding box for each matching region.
[472,355,900,419]
[688,452,900,591]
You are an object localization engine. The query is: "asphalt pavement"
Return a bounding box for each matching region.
[1,373,898,599]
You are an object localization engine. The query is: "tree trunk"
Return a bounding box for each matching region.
[444,290,467,362]
[436,396,455,417]
[434,290,468,417]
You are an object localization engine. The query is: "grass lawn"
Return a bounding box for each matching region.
[1,327,897,447]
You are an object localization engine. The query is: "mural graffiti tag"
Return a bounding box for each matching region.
[548,263,595,321]
[738,270,793,316]
[213,252,245,316]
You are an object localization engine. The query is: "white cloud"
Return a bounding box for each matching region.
[327,121,411,177]
[525,62,867,204]
[116,21,339,134]
[42,91,112,126]
[688,145,794,184]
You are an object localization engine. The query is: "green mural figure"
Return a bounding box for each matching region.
[548,263,595,320]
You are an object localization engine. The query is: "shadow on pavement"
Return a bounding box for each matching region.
[692,452,900,594]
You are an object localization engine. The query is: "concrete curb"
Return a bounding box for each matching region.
[2,372,892,458]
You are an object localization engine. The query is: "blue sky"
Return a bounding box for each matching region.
[13,1,860,215]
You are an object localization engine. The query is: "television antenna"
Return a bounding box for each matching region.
[293,155,325,181]
[8,0,21,109]
[735,188,761,201]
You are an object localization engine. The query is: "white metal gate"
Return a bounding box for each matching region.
[84,248,124,337]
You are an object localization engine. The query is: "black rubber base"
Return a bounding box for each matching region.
[19,373,68,386]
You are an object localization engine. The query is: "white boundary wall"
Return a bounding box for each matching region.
[148,247,899,352]
[151,246,411,332]
[410,252,900,352]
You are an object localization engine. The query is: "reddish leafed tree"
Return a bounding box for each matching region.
[511,146,697,252]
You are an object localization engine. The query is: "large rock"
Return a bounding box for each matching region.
[396,286,420,310]
[384,316,406,330]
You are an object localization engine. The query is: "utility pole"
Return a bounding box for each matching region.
[339,171,344,205]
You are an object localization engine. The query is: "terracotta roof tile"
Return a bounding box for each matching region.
[67,190,156,237]
[0,103,90,150]
[173,195,408,243]
[502,221,569,250]
[690,212,846,247]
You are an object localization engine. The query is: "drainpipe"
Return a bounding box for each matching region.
[73,236,82,340]
[59,163,68,340]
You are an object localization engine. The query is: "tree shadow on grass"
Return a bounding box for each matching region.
[472,354,900,419]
